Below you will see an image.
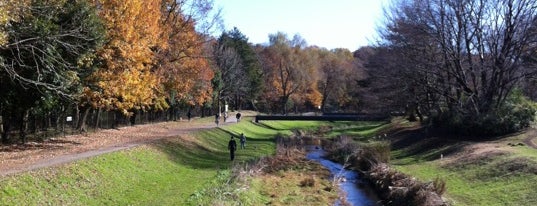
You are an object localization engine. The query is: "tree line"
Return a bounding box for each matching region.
[0,0,362,144]
[2,0,536,144]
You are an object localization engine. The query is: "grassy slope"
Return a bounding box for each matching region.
[388,120,537,205]
[0,117,351,205]
[4,115,535,205]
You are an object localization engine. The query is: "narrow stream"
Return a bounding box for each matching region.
[306,146,379,206]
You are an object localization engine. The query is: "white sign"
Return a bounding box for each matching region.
[66,116,73,122]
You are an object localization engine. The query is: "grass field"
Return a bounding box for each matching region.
[388,120,537,206]
[6,115,533,205]
[0,116,385,205]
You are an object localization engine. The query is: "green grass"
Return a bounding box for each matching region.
[1,116,387,205]
[388,124,537,206]
[326,121,389,138]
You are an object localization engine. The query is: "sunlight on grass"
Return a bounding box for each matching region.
[1,117,354,205]
[393,147,537,205]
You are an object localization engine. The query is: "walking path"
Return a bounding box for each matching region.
[5,113,532,178]
[1,115,240,177]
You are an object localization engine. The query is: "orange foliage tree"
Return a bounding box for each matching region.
[260,32,320,114]
[86,0,167,116]
[157,0,213,110]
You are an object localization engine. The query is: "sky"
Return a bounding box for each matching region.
[215,0,388,51]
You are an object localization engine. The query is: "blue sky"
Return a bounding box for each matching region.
[215,0,388,51]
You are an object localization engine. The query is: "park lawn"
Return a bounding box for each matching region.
[0,116,386,205]
[389,125,537,206]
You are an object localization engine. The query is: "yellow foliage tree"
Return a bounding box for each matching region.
[88,0,167,115]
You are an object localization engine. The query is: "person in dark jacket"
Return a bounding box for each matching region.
[236,112,241,122]
[228,136,237,161]
[187,111,191,121]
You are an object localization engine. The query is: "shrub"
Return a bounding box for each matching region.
[433,89,536,137]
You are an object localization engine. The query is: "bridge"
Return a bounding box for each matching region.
[254,113,389,123]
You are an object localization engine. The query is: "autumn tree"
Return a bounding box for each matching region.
[317,48,356,112]
[259,32,318,114]
[86,0,166,119]
[157,0,216,120]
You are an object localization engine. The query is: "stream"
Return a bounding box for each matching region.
[306,145,379,206]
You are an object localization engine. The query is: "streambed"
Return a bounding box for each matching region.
[306,146,379,206]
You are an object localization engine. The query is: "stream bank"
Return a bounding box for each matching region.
[306,145,380,206]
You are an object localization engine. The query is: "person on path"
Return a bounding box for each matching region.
[239,133,246,149]
[187,111,192,121]
[236,112,241,122]
[228,136,237,161]
[215,113,220,126]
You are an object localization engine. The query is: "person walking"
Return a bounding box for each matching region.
[228,136,237,161]
[215,113,220,126]
[239,133,246,149]
[187,111,192,121]
[236,112,241,122]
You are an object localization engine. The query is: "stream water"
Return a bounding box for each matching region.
[306,146,379,206]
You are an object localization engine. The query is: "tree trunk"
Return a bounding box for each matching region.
[94,108,101,130]
[73,105,80,130]
[0,114,6,144]
[250,99,258,111]
[112,110,120,128]
[20,109,30,144]
[281,95,289,115]
[130,110,136,126]
[78,107,90,132]
[1,117,10,144]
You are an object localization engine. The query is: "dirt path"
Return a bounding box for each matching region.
[0,116,240,177]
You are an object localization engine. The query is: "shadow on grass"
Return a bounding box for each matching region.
[151,126,277,170]
[150,138,231,169]
[252,122,288,131]
[330,123,387,135]
[390,127,467,164]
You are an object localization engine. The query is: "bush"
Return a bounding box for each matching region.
[433,90,536,137]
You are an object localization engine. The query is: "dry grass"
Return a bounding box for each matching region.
[229,135,339,206]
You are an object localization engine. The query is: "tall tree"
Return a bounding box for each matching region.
[318,48,356,112]
[0,0,104,142]
[260,32,315,114]
[157,0,215,118]
[225,28,264,110]
[88,0,166,115]
[381,0,537,134]
[212,36,245,113]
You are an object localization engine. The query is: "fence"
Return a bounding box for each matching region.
[0,107,212,144]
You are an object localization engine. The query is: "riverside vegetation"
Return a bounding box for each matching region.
[1,116,536,205]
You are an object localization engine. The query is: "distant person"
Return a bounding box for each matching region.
[187,111,192,121]
[228,136,237,161]
[239,133,246,149]
[215,113,220,126]
[236,112,241,122]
